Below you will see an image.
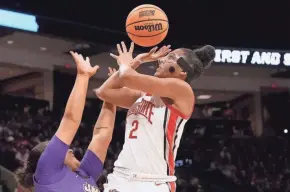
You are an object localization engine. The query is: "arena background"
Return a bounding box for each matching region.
[1,0,290,191]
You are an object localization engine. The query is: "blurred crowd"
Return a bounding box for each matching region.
[1,95,290,192]
[176,137,290,192]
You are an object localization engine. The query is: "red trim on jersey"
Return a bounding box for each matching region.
[166,111,178,176]
[166,111,178,192]
[167,104,190,119]
[161,99,191,120]
[145,93,192,119]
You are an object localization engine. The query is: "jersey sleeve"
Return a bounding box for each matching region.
[78,150,103,180]
[34,135,69,184]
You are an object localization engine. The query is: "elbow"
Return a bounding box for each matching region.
[94,88,105,100]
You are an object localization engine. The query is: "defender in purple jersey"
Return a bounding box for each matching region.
[17,52,117,192]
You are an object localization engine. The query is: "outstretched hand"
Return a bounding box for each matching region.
[109,41,171,69]
[134,45,171,63]
[70,51,99,77]
[110,41,135,66]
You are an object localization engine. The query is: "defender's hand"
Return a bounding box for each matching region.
[108,67,117,77]
[70,51,99,77]
[134,45,171,63]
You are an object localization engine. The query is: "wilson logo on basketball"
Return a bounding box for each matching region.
[134,23,163,32]
[139,10,155,17]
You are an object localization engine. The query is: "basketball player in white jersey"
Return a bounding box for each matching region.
[96,42,215,192]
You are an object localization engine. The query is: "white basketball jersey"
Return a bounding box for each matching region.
[114,93,189,176]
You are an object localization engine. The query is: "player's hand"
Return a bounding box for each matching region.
[134,45,171,63]
[108,67,117,77]
[70,51,99,77]
[110,41,134,66]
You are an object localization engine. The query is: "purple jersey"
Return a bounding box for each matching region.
[33,136,103,192]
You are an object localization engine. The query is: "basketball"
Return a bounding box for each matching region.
[126,4,169,47]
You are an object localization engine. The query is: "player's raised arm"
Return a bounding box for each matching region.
[95,42,142,109]
[95,71,142,109]
[111,42,215,117]
[18,53,99,190]
[110,43,184,101]
[88,69,117,163]
[95,42,172,109]
[87,102,116,158]
[77,70,117,181]
[56,52,99,145]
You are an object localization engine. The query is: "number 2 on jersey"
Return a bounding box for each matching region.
[129,120,139,139]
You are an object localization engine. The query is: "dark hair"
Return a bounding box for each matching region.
[179,45,215,81]
[17,141,49,189]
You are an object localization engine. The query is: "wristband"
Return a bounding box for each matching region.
[119,64,130,76]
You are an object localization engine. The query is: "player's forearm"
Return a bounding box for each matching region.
[95,71,124,102]
[87,101,116,163]
[96,59,140,94]
[56,74,89,145]
[93,102,116,136]
[95,62,142,108]
[97,71,123,91]
[95,77,131,108]
[118,64,137,84]
[62,74,89,124]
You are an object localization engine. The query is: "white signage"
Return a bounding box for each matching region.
[214,49,290,66]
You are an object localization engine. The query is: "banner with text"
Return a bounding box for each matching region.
[214,48,290,67]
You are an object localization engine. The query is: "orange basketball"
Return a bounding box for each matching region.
[126,4,169,47]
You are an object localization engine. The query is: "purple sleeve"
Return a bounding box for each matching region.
[34,135,68,184]
[78,150,103,180]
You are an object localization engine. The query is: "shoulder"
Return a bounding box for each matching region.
[170,80,194,117]
[167,78,194,99]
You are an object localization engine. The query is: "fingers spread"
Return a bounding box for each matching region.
[117,44,122,54]
[78,54,84,61]
[110,53,118,59]
[158,45,167,53]
[160,49,171,57]
[121,41,127,53]
[149,46,158,55]
[129,42,134,53]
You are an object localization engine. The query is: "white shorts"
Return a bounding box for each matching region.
[103,173,176,192]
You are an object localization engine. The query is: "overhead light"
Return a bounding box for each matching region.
[40,47,47,51]
[233,72,239,76]
[197,95,212,100]
[7,40,13,44]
